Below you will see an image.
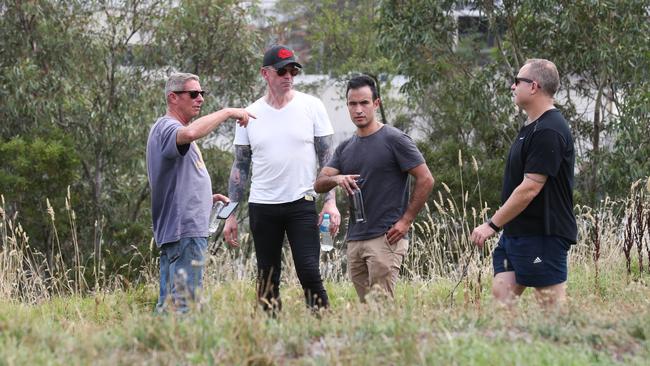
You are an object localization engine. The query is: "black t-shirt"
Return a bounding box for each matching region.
[328,125,425,241]
[501,109,577,243]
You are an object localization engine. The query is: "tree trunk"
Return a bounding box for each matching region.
[368,74,388,125]
[590,85,603,204]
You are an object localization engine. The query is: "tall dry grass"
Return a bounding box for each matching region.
[1,161,649,306]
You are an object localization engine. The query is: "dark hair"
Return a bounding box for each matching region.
[346,75,379,100]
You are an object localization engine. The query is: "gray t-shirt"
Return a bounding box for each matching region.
[328,125,425,241]
[146,116,212,246]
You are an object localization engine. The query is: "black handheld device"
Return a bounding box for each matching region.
[216,201,239,219]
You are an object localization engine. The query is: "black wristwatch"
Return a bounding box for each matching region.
[487,219,502,232]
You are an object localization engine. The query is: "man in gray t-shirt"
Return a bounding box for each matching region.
[315,75,435,302]
[146,72,253,313]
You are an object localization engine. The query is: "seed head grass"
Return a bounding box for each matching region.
[1,175,650,364]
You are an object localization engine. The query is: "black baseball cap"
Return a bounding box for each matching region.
[262,45,302,69]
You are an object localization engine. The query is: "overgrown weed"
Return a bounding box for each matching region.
[1,160,650,364]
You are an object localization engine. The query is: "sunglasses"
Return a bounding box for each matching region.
[271,67,301,77]
[514,77,534,86]
[173,90,206,99]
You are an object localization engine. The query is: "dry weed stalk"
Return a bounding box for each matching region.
[622,180,647,278]
[1,169,648,307]
[646,178,650,273]
[623,198,635,276]
[634,189,645,273]
[1,195,51,302]
[591,209,601,289]
[65,187,85,294]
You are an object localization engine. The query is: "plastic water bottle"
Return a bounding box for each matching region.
[320,214,334,252]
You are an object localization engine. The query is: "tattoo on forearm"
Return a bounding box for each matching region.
[314,135,333,171]
[228,145,251,201]
[324,190,335,203]
[315,135,335,203]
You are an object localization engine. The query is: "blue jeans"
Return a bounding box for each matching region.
[156,237,207,313]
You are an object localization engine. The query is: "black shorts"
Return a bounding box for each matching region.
[493,235,570,287]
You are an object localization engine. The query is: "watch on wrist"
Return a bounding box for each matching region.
[487,219,501,232]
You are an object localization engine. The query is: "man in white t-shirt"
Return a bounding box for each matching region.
[223,45,339,313]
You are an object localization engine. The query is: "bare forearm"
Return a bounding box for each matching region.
[491,184,539,227]
[314,173,338,193]
[191,108,235,137]
[323,188,336,204]
[227,145,251,202]
[177,108,235,144]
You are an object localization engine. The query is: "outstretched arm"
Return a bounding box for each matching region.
[176,108,255,145]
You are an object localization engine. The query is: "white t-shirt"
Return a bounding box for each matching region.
[234,91,334,204]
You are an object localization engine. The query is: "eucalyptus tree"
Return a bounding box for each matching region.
[504,0,650,200]
[0,0,267,280]
[378,0,516,209]
[378,0,650,206]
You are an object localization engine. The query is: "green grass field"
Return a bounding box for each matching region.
[2,180,649,364]
[1,261,649,365]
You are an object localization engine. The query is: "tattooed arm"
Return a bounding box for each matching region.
[314,135,336,203]
[228,145,252,201]
[223,144,252,247]
[314,135,340,234]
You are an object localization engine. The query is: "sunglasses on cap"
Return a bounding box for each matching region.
[269,67,301,77]
[173,90,207,99]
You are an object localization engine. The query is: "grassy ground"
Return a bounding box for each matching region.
[2,181,649,364]
[1,262,649,365]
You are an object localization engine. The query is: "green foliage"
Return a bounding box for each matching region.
[274,0,391,76]
[2,0,647,286]
[0,0,266,282]
[202,145,235,196]
[147,0,264,106]
[378,0,459,90]
[0,1,94,137]
[376,0,650,208]
[378,1,516,210]
[602,89,650,196]
[272,0,399,127]
[0,135,80,249]
[497,0,650,202]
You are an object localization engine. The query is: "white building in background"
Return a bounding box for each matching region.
[292,75,411,146]
[229,1,611,154]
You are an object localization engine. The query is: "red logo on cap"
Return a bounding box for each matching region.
[278,49,293,59]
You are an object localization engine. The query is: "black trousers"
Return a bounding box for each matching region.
[249,197,329,311]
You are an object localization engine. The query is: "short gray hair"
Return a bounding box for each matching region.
[165,72,199,101]
[524,59,560,97]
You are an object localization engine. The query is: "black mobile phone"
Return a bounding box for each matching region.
[216,201,239,219]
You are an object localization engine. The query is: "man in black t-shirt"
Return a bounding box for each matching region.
[315,75,434,302]
[470,59,576,308]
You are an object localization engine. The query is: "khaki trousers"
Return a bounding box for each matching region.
[347,234,409,302]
